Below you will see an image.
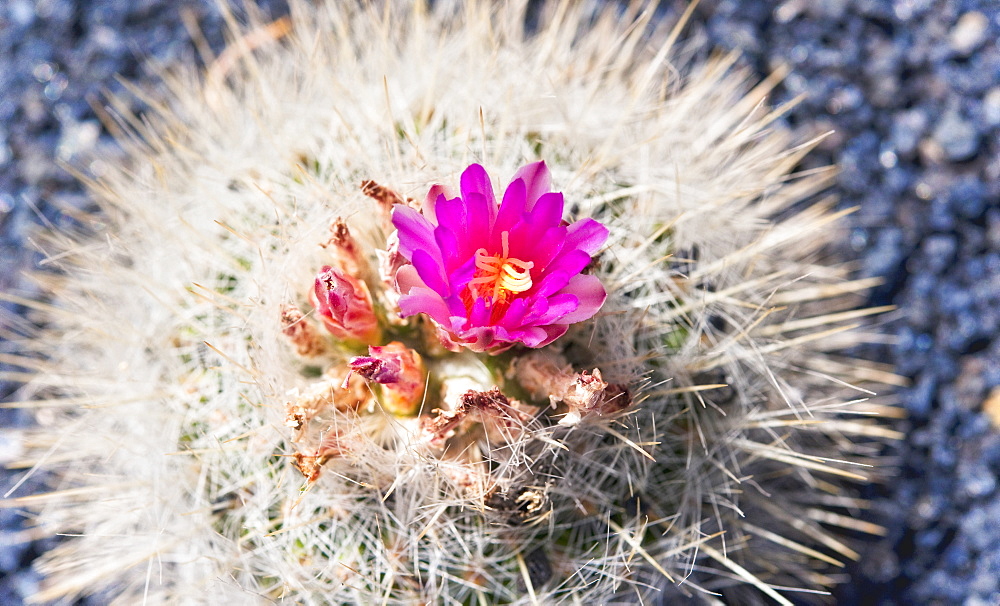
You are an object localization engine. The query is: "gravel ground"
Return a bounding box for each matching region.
[2,1,998,604]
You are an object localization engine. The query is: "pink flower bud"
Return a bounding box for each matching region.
[347,341,425,416]
[310,266,380,344]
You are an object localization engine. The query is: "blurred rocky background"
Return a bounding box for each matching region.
[1,1,998,603]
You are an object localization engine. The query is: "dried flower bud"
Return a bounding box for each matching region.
[508,350,573,402]
[320,218,363,276]
[558,371,631,426]
[292,451,325,484]
[284,368,370,437]
[419,405,466,449]
[361,179,409,228]
[280,303,327,357]
[419,387,533,448]
[509,352,630,425]
[291,430,360,486]
[563,369,607,410]
[347,341,425,416]
[310,265,380,344]
[361,179,405,208]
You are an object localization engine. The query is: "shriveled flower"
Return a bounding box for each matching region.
[347,341,426,416]
[347,352,402,385]
[310,265,380,344]
[391,162,608,353]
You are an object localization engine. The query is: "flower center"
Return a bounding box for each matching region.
[468,231,534,304]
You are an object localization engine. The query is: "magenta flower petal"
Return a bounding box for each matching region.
[394,264,424,293]
[536,324,568,347]
[464,192,494,249]
[503,195,563,260]
[433,225,463,274]
[554,274,607,324]
[504,221,535,261]
[435,196,468,242]
[500,297,530,328]
[460,164,497,216]
[443,292,469,319]
[536,293,580,324]
[533,270,572,297]
[447,256,476,291]
[520,298,549,324]
[511,161,551,211]
[398,287,451,325]
[424,186,452,217]
[546,249,592,277]
[513,326,550,348]
[494,177,528,237]
[565,218,610,255]
[527,191,564,228]
[459,164,493,201]
[391,162,609,353]
[392,206,440,259]
[396,266,453,325]
[528,226,568,270]
[469,296,492,326]
[412,249,450,296]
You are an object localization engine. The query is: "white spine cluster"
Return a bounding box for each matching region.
[3,1,899,604]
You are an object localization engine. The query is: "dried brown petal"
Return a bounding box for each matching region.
[284,369,370,440]
[361,179,407,217]
[510,352,631,425]
[420,387,533,447]
[319,218,363,276]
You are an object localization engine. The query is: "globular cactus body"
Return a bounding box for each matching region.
[3,1,896,604]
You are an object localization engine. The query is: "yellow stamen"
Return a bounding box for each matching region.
[468,231,534,303]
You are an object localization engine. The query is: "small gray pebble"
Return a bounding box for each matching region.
[949,12,990,56]
[932,108,980,162]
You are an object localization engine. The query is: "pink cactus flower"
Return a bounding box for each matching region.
[310,266,380,344]
[391,162,608,353]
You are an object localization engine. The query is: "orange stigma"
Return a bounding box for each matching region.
[468,231,534,304]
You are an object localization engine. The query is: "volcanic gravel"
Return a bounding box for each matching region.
[1,1,998,604]
[688,2,1000,603]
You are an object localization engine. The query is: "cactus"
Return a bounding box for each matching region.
[3,1,898,603]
